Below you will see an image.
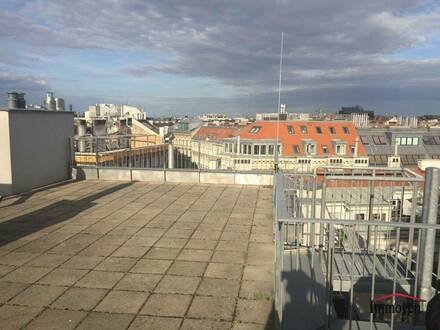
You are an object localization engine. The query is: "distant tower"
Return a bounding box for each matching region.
[55,98,65,111]
[69,104,73,112]
[45,92,56,111]
[7,92,26,109]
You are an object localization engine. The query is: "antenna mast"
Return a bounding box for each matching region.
[275,32,284,172]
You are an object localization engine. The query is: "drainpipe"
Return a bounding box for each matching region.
[418,167,439,310]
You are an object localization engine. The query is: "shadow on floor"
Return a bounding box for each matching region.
[0,182,133,247]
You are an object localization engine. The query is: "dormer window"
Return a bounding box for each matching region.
[287,125,295,135]
[300,126,307,134]
[329,127,336,134]
[342,126,349,134]
[305,143,316,155]
[350,145,356,154]
[335,144,346,155]
[249,126,261,134]
[293,144,300,154]
[316,127,322,134]
[322,145,328,154]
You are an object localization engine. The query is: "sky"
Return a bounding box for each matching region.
[1,0,440,116]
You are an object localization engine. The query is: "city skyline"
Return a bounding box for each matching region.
[1,0,440,115]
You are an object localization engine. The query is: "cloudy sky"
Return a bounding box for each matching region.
[1,0,440,116]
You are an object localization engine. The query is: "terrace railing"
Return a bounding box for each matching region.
[273,166,440,329]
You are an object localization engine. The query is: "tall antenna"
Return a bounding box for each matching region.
[275,32,284,172]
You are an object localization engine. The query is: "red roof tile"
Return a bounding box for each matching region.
[194,126,238,141]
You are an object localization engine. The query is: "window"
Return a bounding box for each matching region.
[249,126,261,134]
[287,125,295,135]
[372,135,387,145]
[342,126,349,134]
[247,145,252,154]
[224,144,228,152]
[396,137,420,146]
[355,214,365,220]
[316,126,322,134]
[305,143,316,155]
[293,144,300,154]
[350,145,356,154]
[423,136,436,145]
[360,136,369,145]
[329,127,336,134]
[300,126,307,134]
[229,144,233,152]
[334,143,346,155]
[261,145,266,155]
[268,145,274,155]
[322,145,328,154]
[254,145,260,155]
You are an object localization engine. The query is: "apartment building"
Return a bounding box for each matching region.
[219,121,369,171]
[191,126,238,170]
[358,127,440,167]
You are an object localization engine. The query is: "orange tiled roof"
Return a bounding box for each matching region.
[193,126,238,141]
[238,121,366,157]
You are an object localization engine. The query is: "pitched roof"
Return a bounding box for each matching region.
[238,121,366,157]
[194,126,239,141]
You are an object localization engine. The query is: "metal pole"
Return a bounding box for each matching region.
[418,167,439,310]
[168,142,174,169]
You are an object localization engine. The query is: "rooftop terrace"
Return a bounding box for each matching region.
[0,181,274,329]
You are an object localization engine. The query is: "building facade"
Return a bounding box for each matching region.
[219,121,369,171]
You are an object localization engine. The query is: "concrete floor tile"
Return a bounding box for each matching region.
[0,282,28,303]
[38,268,88,286]
[243,265,273,282]
[94,257,138,272]
[24,308,87,330]
[154,238,188,249]
[143,248,180,260]
[212,251,246,264]
[115,273,162,292]
[167,261,207,277]
[10,284,67,307]
[128,316,181,330]
[95,290,148,314]
[75,271,124,289]
[197,278,240,297]
[205,263,243,280]
[51,287,108,311]
[185,239,217,250]
[0,305,43,330]
[177,249,213,262]
[181,318,231,330]
[239,281,274,300]
[76,312,134,330]
[0,252,39,266]
[235,299,273,324]
[60,256,104,270]
[26,254,70,268]
[130,259,172,274]
[111,245,150,258]
[140,293,192,317]
[155,275,200,295]
[0,266,52,284]
[188,295,235,321]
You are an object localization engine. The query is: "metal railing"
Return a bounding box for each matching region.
[274,166,440,329]
[72,135,275,172]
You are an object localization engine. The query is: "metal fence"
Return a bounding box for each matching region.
[274,166,440,329]
[72,135,275,172]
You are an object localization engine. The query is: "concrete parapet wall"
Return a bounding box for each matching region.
[76,166,273,186]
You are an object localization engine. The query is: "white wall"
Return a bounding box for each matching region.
[0,110,74,195]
